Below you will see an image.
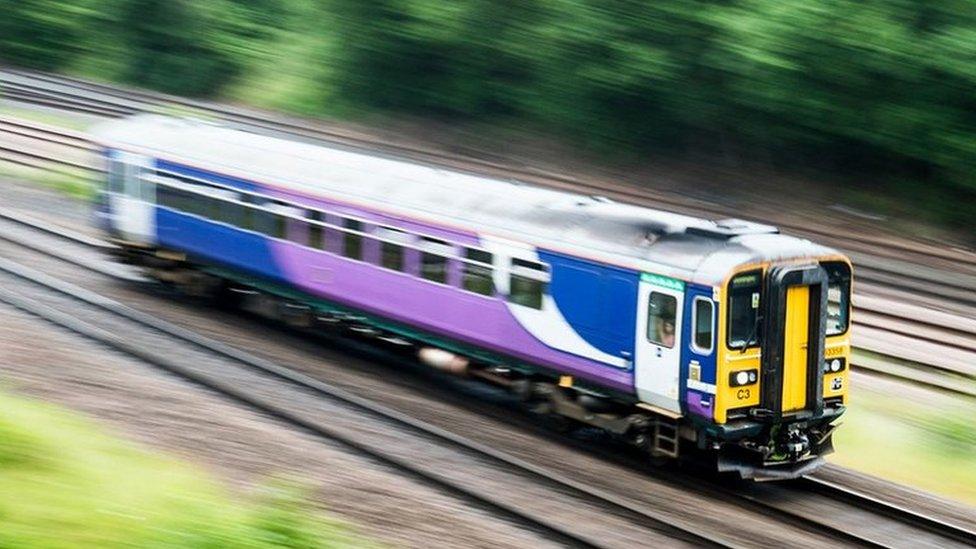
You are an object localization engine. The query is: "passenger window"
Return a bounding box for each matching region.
[379,227,406,271]
[343,219,363,260]
[191,192,216,219]
[420,237,449,283]
[158,184,176,209]
[271,205,287,239]
[241,196,256,231]
[463,248,494,296]
[307,211,325,250]
[218,195,243,226]
[255,204,275,236]
[646,292,677,348]
[205,195,221,220]
[509,258,547,309]
[692,297,714,354]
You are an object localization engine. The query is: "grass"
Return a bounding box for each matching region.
[830,388,976,506]
[0,390,373,548]
[0,163,96,202]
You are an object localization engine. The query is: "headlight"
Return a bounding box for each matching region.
[822,358,846,373]
[729,369,758,387]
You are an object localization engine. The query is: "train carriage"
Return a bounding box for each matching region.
[92,115,852,480]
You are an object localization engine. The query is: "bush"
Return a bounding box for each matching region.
[3,0,975,225]
[0,391,369,548]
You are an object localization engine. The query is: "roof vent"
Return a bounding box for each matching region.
[685,218,779,239]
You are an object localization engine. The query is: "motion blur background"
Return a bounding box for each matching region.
[2,0,974,233]
[1,2,975,546]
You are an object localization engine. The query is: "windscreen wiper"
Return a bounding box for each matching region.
[738,314,763,354]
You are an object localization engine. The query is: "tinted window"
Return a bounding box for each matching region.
[158,184,183,210]
[379,228,405,271]
[728,271,762,348]
[823,261,852,336]
[343,219,363,260]
[381,242,403,271]
[692,297,714,353]
[271,206,287,239]
[646,292,677,348]
[420,238,449,283]
[241,197,256,231]
[255,205,277,236]
[217,198,240,225]
[463,248,494,296]
[509,258,547,309]
[307,211,325,249]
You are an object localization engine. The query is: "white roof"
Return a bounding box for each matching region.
[91,115,840,284]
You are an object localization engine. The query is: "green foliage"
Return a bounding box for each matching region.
[0,391,371,548]
[2,0,975,223]
[0,0,98,70]
[922,409,976,455]
[833,386,976,506]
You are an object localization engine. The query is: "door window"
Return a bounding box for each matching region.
[646,292,677,348]
[692,297,714,354]
[108,159,125,194]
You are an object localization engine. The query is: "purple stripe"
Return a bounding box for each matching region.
[687,391,713,418]
[259,185,634,392]
[267,238,633,392]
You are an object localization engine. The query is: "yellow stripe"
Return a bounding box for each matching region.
[782,285,809,411]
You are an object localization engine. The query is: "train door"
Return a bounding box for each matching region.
[634,273,685,413]
[108,151,155,245]
[782,285,810,411]
[760,264,828,417]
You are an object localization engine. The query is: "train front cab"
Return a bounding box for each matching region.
[709,257,852,480]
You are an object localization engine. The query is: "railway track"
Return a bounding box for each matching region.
[0,254,724,549]
[0,218,974,547]
[1,116,973,397]
[3,68,975,273]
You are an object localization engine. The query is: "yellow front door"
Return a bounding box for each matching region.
[782,285,810,412]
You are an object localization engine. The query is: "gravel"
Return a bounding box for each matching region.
[0,303,561,549]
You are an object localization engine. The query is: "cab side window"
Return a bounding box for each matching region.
[646,292,677,348]
[823,262,852,336]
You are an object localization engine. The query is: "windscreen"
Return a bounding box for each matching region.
[728,271,762,348]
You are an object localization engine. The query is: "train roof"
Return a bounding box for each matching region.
[91,115,840,284]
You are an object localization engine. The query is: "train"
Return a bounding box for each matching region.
[91,115,852,480]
